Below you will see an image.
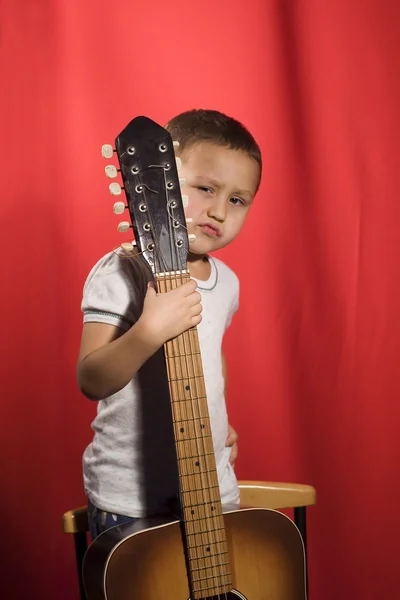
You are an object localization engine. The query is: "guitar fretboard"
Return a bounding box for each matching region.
[157,271,232,599]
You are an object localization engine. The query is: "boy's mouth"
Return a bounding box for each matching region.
[198,222,221,237]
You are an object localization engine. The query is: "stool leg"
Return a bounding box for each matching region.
[74,531,88,600]
[294,507,308,597]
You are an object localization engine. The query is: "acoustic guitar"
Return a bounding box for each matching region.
[82,116,307,600]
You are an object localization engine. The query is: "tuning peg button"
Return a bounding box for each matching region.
[173,141,180,150]
[121,242,135,252]
[179,178,186,187]
[109,182,122,196]
[182,194,189,208]
[175,157,182,170]
[105,165,118,178]
[113,201,126,215]
[117,221,131,233]
[102,144,114,159]
[188,234,196,243]
[186,217,193,224]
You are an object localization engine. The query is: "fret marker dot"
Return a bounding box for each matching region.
[180,427,184,433]
[201,424,205,429]
[185,385,190,391]
[211,506,215,511]
[206,547,211,552]
[191,510,195,515]
[195,461,200,466]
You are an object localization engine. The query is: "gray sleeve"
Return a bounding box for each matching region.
[81,251,142,331]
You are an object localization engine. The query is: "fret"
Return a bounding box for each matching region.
[168,374,205,384]
[184,527,227,543]
[184,526,227,539]
[178,477,219,492]
[183,510,223,525]
[177,469,217,479]
[177,451,215,461]
[191,572,231,585]
[188,549,230,564]
[171,399,209,423]
[185,539,229,552]
[177,464,218,482]
[180,493,221,509]
[191,579,231,595]
[174,438,214,457]
[170,394,208,404]
[180,484,220,494]
[179,489,220,506]
[166,330,201,356]
[184,511,224,523]
[165,350,202,359]
[173,415,210,424]
[156,271,190,281]
[189,561,230,573]
[181,499,222,510]
[177,466,219,492]
[183,522,228,540]
[175,433,213,442]
[164,328,200,354]
[166,356,204,383]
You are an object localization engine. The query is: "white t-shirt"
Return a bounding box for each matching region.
[81,249,240,517]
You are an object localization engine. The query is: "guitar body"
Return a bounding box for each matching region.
[83,506,307,600]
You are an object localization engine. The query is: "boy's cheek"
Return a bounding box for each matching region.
[183,200,195,221]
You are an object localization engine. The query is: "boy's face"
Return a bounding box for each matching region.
[178,141,260,256]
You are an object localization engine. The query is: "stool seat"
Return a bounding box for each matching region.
[239,480,316,509]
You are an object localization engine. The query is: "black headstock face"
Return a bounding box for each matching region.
[113,116,189,274]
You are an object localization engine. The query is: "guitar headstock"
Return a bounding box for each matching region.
[102,116,190,274]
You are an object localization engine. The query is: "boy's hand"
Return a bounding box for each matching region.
[226,423,238,468]
[138,279,202,347]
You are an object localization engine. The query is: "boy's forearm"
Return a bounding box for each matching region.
[77,319,160,401]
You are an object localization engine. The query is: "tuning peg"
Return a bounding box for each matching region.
[186,217,193,224]
[113,201,126,215]
[175,157,182,170]
[182,194,189,208]
[109,182,122,196]
[173,141,180,150]
[105,165,118,178]
[188,234,196,243]
[102,144,114,159]
[121,241,136,252]
[179,178,186,187]
[117,221,131,232]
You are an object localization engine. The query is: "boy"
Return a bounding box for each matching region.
[77,109,262,540]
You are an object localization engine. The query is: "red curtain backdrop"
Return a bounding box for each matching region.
[2,1,399,598]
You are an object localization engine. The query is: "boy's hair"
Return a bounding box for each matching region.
[165,109,262,178]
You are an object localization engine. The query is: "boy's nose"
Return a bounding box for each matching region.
[207,197,227,223]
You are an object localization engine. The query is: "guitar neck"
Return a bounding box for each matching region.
[157,271,232,598]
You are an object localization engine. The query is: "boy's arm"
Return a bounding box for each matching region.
[77,280,202,401]
[77,320,161,401]
[222,350,238,466]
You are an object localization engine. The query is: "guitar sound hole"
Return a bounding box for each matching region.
[188,591,247,600]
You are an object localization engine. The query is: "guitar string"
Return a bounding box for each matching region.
[160,166,227,599]
[161,166,229,600]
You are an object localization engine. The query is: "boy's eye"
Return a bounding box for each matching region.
[230,196,245,206]
[198,186,213,193]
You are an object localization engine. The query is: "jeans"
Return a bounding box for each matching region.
[87,498,138,541]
